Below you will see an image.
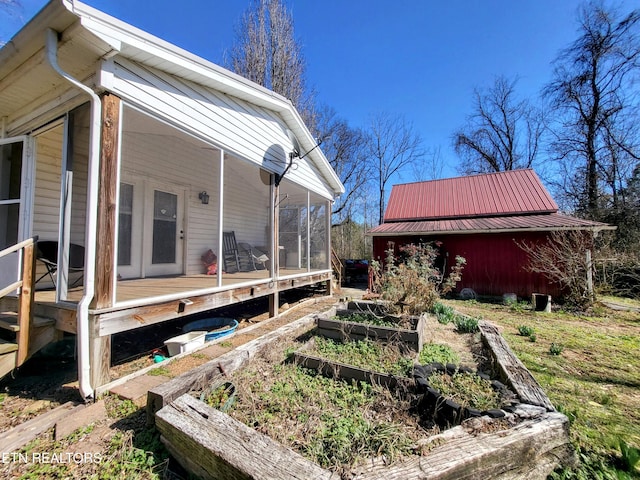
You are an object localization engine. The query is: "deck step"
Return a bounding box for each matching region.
[0,314,19,332]
[0,314,55,332]
[0,347,18,380]
[0,338,19,355]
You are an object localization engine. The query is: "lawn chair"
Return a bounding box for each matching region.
[36,240,85,288]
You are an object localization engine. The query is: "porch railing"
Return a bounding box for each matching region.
[0,236,38,366]
[330,247,343,288]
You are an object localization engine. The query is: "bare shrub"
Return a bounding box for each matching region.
[517,231,597,310]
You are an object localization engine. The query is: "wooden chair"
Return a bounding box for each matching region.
[222,232,241,273]
[223,232,269,272]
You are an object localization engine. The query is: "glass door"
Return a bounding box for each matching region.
[143,186,184,277]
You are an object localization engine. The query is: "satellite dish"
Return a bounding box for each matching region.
[286,129,302,158]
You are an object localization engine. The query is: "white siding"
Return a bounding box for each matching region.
[121,107,224,275]
[108,58,335,200]
[33,126,63,241]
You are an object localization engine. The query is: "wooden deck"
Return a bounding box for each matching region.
[34,269,309,306]
[29,268,328,335]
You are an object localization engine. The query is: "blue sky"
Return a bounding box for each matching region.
[2,0,637,180]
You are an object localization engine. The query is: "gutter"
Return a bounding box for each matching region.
[45,28,101,400]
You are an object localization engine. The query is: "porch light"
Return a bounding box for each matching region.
[199,191,209,205]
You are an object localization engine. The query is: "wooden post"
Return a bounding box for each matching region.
[269,181,280,318]
[16,240,37,366]
[90,318,111,389]
[586,249,594,300]
[93,93,120,310]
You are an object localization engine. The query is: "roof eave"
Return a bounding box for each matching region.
[367,225,617,237]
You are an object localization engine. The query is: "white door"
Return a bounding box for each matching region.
[0,136,34,290]
[117,179,184,279]
[144,185,184,276]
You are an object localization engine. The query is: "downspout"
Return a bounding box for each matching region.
[45,28,101,400]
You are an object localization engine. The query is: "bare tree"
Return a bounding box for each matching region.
[412,146,445,181]
[314,106,369,225]
[227,0,311,117]
[454,75,545,175]
[544,1,640,221]
[366,112,425,225]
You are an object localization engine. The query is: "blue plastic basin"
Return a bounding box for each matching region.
[183,317,239,341]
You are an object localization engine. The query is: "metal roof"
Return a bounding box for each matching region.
[384,169,557,222]
[369,212,615,236]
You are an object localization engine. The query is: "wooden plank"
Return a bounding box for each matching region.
[93,93,120,310]
[156,394,333,480]
[0,350,17,378]
[0,314,19,332]
[479,320,555,411]
[0,401,82,453]
[0,339,19,354]
[99,272,330,336]
[354,410,573,479]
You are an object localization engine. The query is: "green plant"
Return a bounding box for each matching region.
[0,393,6,405]
[619,439,640,473]
[228,359,419,471]
[549,343,564,355]
[103,395,138,419]
[148,366,171,376]
[334,312,396,327]
[427,371,499,411]
[528,334,537,342]
[518,325,535,337]
[219,340,234,348]
[419,343,460,365]
[312,337,413,377]
[432,302,456,324]
[453,315,479,333]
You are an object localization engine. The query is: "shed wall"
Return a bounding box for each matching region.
[372,232,561,298]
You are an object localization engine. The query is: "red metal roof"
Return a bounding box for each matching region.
[384,169,558,222]
[369,213,614,236]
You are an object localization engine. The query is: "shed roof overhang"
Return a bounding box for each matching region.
[0,0,344,197]
[367,213,617,237]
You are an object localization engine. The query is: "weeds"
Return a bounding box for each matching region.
[549,343,564,356]
[432,302,456,324]
[518,325,535,337]
[227,360,423,472]
[453,315,480,333]
[311,337,414,377]
[147,367,171,377]
[334,312,397,327]
[103,395,138,419]
[427,371,499,411]
[419,343,459,365]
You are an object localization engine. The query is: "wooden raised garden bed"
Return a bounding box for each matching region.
[150,305,574,479]
[291,336,414,390]
[315,300,426,352]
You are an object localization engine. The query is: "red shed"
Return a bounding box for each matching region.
[369,169,614,298]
